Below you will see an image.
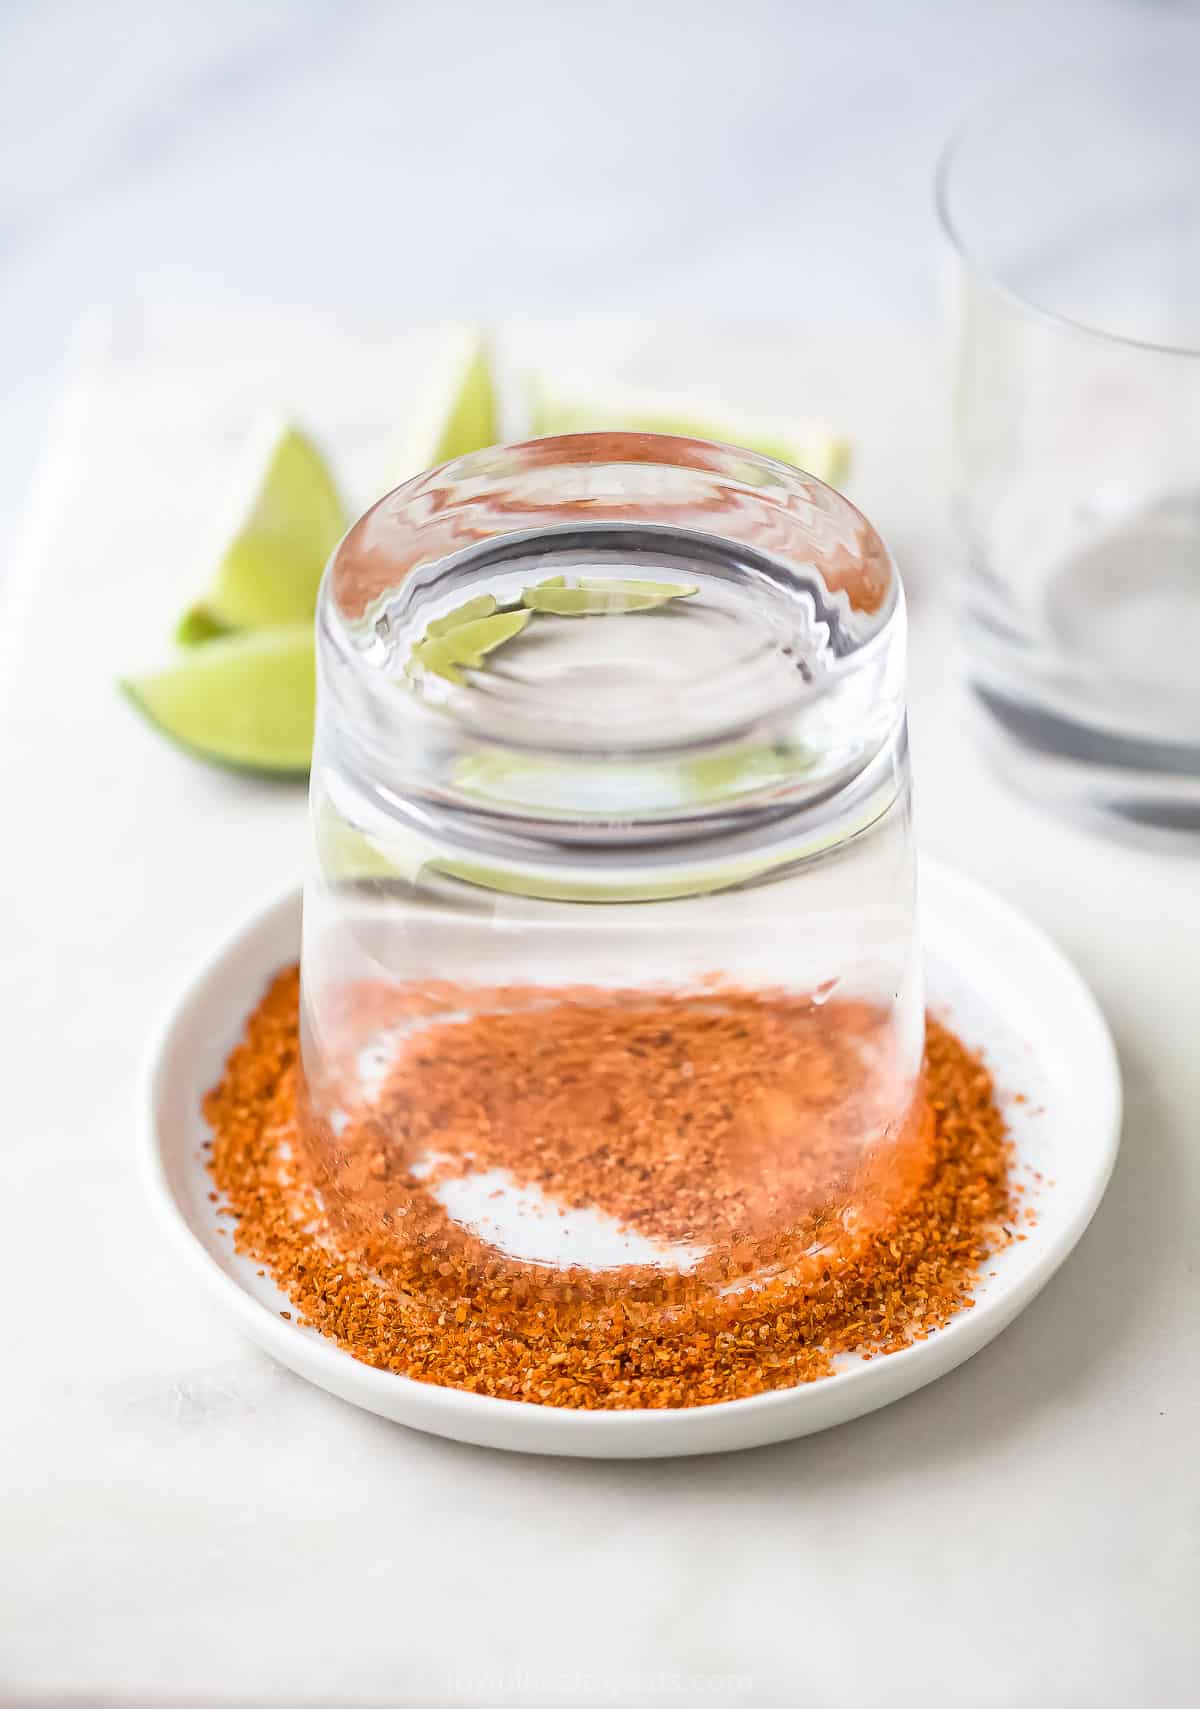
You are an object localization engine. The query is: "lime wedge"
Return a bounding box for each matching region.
[121,625,314,774]
[178,420,346,642]
[175,607,234,646]
[528,379,851,486]
[521,582,694,615]
[317,803,421,883]
[425,593,498,638]
[578,577,697,601]
[384,327,500,490]
[411,608,532,684]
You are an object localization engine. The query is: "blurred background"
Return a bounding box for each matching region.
[1,0,1191,561]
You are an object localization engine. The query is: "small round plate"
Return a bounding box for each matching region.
[143,859,1120,1458]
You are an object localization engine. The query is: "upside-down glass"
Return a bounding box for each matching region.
[299,434,921,1354]
[939,47,1200,831]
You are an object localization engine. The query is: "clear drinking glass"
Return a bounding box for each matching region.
[299,433,922,1364]
[939,47,1200,831]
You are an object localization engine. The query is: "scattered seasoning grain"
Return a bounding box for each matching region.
[205,966,1015,1410]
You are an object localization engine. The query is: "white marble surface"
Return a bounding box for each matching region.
[2,3,1199,1703]
[1,307,1197,1708]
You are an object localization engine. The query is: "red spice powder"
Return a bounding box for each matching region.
[206,966,1014,1409]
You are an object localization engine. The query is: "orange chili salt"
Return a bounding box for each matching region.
[206,967,1014,1409]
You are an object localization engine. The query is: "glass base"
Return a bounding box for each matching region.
[970,685,1200,835]
[964,485,1200,835]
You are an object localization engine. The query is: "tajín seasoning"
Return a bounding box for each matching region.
[208,435,1017,1407]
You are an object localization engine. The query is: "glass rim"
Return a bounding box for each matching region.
[328,432,896,624]
[322,431,905,756]
[314,432,909,848]
[934,72,1200,364]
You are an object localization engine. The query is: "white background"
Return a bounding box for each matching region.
[1,3,1199,1706]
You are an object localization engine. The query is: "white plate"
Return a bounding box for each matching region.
[143,859,1120,1458]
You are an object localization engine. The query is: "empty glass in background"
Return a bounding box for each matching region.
[938,48,1200,832]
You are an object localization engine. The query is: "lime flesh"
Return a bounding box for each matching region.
[121,625,315,774]
[384,329,500,491]
[178,422,346,641]
[429,336,498,464]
